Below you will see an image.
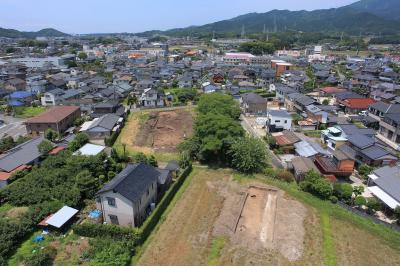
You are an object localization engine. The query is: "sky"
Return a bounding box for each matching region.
[0,0,359,34]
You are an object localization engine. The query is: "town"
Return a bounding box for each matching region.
[1,0,400,265]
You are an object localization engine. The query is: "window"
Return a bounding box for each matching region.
[106,197,116,207]
[284,120,287,124]
[147,189,149,196]
[109,215,119,225]
[275,120,280,123]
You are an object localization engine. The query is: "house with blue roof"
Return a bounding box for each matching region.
[8,91,34,107]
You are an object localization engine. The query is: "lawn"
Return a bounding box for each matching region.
[14,106,47,118]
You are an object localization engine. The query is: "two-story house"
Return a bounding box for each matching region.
[96,163,158,227]
[140,88,164,108]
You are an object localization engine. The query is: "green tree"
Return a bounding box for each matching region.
[228,137,267,173]
[38,140,53,155]
[333,183,353,203]
[44,128,58,142]
[197,93,241,120]
[359,164,373,179]
[68,133,89,151]
[78,52,88,60]
[194,113,244,162]
[75,170,97,198]
[133,152,148,164]
[239,41,275,55]
[322,99,330,105]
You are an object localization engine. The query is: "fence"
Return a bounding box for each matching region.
[337,201,400,232]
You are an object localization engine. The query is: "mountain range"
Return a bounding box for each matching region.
[138,0,400,37]
[1,0,399,38]
[0,28,69,39]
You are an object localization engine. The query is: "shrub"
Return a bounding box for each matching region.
[277,170,294,183]
[73,222,140,243]
[354,196,367,207]
[366,198,382,213]
[330,196,338,204]
[24,247,57,266]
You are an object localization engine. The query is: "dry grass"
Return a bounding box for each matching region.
[136,169,227,266]
[5,206,29,219]
[331,218,400,266]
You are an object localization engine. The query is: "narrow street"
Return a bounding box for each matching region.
[240,115,283,169]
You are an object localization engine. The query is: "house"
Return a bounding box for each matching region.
[41,88,65,106]
[367,165,400,210]
[96,163,159,227]
[276,85,296,103]
[285,93,316,112]
[241,92,268,114]
[25,106,81,135]
[377,113,400,151]
[340,98,376,114]
[140,88,165,108]
[81,114,121,139]
[73,143,106,156]
[0,136,44,188]
[8,91,34,107]
[291,156,321,182]
[266,110,292,133]
[178,76,193,88]
[345,134,398,167]
[5,78,26,91]
[294,140,329,158]
[314,149,355,178]
[321,124,376,150]
[272,130,301,152]
[92,101,125,118]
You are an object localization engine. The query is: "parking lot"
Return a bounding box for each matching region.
[0,114,27,140]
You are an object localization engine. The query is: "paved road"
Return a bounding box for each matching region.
[0,114,27,140]
[130,105,196,113]
[240,115,283,169]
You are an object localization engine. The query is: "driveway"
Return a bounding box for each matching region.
[0,114,28,140]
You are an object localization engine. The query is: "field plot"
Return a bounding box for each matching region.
[135,110,193,153]
[115,108,193,161]
[137,169,319,266]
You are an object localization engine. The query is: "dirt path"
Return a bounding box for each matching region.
[136,169,227,266]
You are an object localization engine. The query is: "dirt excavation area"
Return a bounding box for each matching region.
[135,109,193,153]
[137,169,314,266]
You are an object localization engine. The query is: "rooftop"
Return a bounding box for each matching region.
[26,106,80,124]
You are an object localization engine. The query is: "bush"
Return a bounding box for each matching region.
[68,133,89,151]
[73,222,140,243]
[354,196,367,207]
[228,137,267,174]
[24,247,57,266]
[330,196,338,204]
[366,198,382,213]
[300,170,333,200]
[105,132,119,147]
[277,170,294,183]
[333,183,353,203]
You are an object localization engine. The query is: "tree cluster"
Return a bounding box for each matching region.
[239,41,275,55]
[179,93,267,173]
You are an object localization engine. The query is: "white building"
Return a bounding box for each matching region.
[266,110,292,133]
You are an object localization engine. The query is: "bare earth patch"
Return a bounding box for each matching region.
[135,110,193,153]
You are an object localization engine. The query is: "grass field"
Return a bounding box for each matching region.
[136,168,400,265]
[14,106,47,118]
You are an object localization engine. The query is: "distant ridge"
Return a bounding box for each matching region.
[0,27,69,38]
[137,0,400,37]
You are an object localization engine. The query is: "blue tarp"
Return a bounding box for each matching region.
[33,235,45,242]
[8,100,24,107]
[88,209,101,219]
[9,91,33,99]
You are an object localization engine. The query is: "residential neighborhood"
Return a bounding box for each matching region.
[1,0,400,265]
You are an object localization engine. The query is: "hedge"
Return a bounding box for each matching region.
[139,164,192,242]
[73,223,140,244]
[105,131,120,147]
